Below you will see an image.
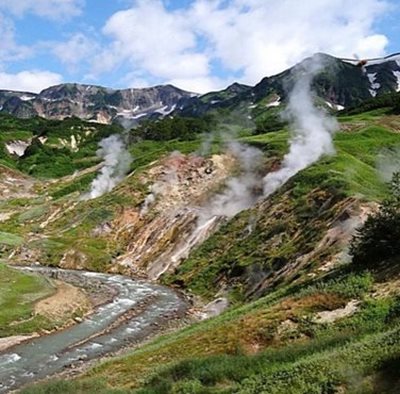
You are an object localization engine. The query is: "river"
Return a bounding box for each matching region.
[0,266,188,393]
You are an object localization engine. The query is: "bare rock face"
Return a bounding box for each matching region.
[112,152,236,279]
[0,83,196,125]
[59,249,88,270]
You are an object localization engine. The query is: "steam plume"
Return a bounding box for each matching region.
[199,141,263,221]
[84,134,133,200]
[377,147,400,182]
[263,56,338,196]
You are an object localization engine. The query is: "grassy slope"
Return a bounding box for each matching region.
[0,263,56,337]
[21,111,400,393]
[1,136,220,274]
[163,122,398,301]
[0,114,122,178]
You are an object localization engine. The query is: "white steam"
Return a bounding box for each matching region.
[140,151,181,215]
[376,147,400,182]
[199,141,263,222]
[84,134,133,200]
[263,57,338,196]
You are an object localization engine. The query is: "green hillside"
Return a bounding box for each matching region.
[0,114,122,177]
[16,99,400,394]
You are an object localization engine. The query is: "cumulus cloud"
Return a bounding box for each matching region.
[52,33,99,72]
[0,70,63,92]
[96,0,214,92]
[96,0,389,91]
[0,0,84,20]
[190,0,389,84]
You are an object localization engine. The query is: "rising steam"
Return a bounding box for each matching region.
[199,141,263,222]
[84,134,133,200]
[376,147,400,182]
[263,56,338,196]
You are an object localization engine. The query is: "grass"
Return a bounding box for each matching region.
[23,271,400,393]
[162,124,400,301]
[8,111,400,393]
[0,231,24,246]
[0,263,55,337]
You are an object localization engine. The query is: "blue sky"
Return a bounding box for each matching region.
[0,0,399,93]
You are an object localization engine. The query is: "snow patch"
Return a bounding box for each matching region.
[367,73,380,97]
[393,70,400,92]
[5,140,30,156]
[155,104,176,116]
[116,108,150,119]
[325,101,345,111]
[19,95,35,101]
[266,97,281,107]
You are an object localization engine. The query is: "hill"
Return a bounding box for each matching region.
[14,103,400,394]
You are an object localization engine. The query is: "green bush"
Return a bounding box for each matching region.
[350,172,400,267]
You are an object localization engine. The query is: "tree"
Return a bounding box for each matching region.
[350,172,400,267]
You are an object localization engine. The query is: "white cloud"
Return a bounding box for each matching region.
[53,33,99,71]
[167,76,228,93]
[97,0,390,91]
[0,14,32,62]
[0,70,63,92]
[99,0,215,92]
[0,0,84,20]
[189,0,389,84]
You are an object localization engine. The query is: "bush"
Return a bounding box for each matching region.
[130,115,215,141]
[350,172,400,267]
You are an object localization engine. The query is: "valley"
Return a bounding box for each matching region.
[1,54,400,393]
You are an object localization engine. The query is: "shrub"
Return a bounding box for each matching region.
[350,172,400,267]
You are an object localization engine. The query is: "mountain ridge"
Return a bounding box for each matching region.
[1,53,400,126]
[0,83,196,125]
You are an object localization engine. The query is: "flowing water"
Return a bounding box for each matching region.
[0,267,187,392]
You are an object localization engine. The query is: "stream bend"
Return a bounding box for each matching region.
[0,266,188,393]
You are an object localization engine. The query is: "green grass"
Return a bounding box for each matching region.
[0,114,124,179]
[163,124,400,300]
[129,138,220,171]
[8,111,400,393]
[24,271,400,393]
[0,231,23,246]
[0,263,55,337]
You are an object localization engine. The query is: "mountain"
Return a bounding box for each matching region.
[0,83,196,125]
[1,54,400,128]
[178,53,400,119]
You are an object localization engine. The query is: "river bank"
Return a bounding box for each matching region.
[0,267,189,393]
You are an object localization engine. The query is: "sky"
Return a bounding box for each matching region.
[0,0,399,94]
